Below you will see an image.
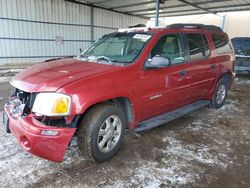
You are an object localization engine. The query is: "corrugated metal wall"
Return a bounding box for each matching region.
[93,8,146,40]
[0,0,147,64]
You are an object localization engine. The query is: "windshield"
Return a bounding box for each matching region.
[80,32,152,64]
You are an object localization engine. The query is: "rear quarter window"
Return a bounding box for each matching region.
[212,33,233,54]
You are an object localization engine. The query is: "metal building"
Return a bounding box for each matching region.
[1,0,249,65]
[0,0,147,64]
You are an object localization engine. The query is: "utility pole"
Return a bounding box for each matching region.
[155,0,160,26]
[221,15,227,31]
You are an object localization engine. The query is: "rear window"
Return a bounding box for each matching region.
[186,33,211,62]
[212,34,233,54]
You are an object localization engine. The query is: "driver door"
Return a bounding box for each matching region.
[141,33,191,120]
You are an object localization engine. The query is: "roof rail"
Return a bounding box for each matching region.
[166,23,223,32]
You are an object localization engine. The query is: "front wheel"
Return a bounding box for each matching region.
[77,104,126,162]
[211,77,228,109]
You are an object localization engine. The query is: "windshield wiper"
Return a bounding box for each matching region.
[98,57,131,64]
[79,54,89,58]
[111,60,131,64]
[79,54,130,64]
[96,56,112,64]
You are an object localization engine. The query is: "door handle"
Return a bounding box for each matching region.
[211,64,217,70]
[179,70,187,77]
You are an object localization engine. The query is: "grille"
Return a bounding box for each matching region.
[14,88,30,104]
[12,88,36,115]
[236,57,250,67]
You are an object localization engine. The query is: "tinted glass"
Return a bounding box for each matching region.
[149,34,185,65]
[187,33,210,62]
[212,34,233,54]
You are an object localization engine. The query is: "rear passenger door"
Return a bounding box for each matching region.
[185,32,216,101]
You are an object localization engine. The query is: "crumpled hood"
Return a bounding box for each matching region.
[11,58,119,92]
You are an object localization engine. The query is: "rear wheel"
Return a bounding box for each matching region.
[211,77,228,109]
[77,104,126,162]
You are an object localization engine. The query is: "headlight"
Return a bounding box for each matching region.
[32,93,71,116]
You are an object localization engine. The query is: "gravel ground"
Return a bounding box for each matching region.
[0,70,250,188]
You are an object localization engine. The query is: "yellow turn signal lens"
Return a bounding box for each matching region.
[32,93,71,116]
[52,97,70,114]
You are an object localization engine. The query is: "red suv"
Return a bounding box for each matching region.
[3,24,235,162]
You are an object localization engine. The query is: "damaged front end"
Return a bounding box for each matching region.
[235,55,250,75]
[4,88,77,162]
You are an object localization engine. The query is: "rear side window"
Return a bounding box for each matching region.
[212,34,233,54]
[186,33,211,62]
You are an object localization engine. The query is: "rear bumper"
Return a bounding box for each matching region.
[235,66,250,75]
[4,105,76,162]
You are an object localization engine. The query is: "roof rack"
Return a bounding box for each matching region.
[166,23,223,32]
[128,24,146,28]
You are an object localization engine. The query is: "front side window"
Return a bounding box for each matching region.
[148,33,185,65]
[187,33,210,62]
[81,32,152,64]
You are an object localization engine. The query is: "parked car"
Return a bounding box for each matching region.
[3,24,235,162]
[231,37,250,75]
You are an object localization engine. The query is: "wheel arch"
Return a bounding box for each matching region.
[219,71,235,89]
[76,97,134,130]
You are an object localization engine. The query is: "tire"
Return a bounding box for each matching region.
[77,103,126,162]
[3,112,11,133]
[211,77,228,109]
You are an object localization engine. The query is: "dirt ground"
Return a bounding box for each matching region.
[0,69,250,188]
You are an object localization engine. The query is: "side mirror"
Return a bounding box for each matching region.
[145,56,171,69]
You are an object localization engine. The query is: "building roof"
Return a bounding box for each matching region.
[67,0,250,18]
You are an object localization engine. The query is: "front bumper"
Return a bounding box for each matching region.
[4,104,76,162]
[235,66,250,75]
